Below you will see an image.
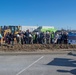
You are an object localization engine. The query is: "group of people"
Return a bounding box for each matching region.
[54,32,68,44]
[0,30,68,46]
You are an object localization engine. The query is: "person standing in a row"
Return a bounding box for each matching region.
[0,33,2,46]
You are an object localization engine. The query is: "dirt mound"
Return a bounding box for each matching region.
[0,44,76,52]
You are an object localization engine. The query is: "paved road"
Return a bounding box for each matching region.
[0,52,76,75]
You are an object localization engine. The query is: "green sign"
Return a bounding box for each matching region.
[41,28,57,32]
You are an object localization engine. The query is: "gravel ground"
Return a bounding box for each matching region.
[0,44,76,52]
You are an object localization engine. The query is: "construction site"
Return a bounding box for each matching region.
[0,25,76,52]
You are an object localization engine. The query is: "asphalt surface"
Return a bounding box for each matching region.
[0,51,76,75]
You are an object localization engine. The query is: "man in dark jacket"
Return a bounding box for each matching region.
[10,33,14,46]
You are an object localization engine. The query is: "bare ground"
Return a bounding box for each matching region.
[0,44,76,52]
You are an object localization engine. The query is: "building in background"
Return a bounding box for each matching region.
[21,26,38,32]
[21,26,56,32]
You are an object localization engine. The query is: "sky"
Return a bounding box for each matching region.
[0,0,76,29]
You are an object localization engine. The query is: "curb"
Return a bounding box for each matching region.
[0,51,73,55]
